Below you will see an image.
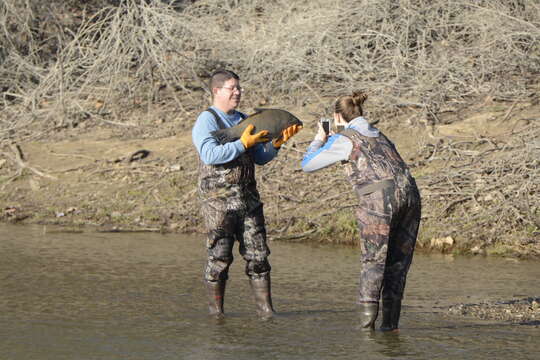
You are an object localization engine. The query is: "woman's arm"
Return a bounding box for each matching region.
[301,134,352,172]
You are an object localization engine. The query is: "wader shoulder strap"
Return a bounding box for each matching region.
[339,128,377,146]
[206,108,247,130]
[338,128,358,140]
[206,108,226,129]
[338,128,364,164]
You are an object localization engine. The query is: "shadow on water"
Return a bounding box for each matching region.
[1,224,539,360]
[362,332,416,359]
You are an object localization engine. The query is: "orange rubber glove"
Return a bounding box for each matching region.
[240,124,270,149]
[272,124,303,149]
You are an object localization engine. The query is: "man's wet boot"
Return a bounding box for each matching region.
[249,274,275,318]
[380,299,402,332]
[358,302,379,331]
[205,280,226,318]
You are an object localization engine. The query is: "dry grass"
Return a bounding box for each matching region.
[0,0,538,139]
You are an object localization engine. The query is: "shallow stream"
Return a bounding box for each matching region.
[1,224,538,359]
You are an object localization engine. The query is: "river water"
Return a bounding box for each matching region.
[1,224,538,360]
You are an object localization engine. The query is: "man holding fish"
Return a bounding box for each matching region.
[192,69,302,318]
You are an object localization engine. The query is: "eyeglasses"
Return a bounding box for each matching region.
[219,86,244,93]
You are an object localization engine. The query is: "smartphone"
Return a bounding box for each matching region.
[320,118,330,135]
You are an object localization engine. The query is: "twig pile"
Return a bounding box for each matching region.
[0,0,207,142]
[416,122,539,252]
[1,0,539,142]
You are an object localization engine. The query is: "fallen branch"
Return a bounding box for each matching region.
[2,143,57,180]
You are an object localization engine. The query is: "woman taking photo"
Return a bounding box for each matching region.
[301,91,421,332]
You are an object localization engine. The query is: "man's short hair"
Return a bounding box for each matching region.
[209,69,240,93]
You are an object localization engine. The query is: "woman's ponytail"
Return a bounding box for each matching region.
[352,91,368,108]
[334,90,368,122]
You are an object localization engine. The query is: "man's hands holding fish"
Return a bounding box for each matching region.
[272,124,303,149]
[240,124,302,149]
[240,124,270,149]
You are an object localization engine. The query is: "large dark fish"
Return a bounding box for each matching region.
[211,108,303,145]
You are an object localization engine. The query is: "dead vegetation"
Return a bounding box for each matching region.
[0,0,538,256]
[1,0,538,138]
[415,120,539,256]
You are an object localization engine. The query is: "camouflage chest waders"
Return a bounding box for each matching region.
[197,109,274,318]
[198,153,271,282]
[340,128,421,330]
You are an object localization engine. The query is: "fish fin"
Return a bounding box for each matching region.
[210,129,232,145]
[252,107,282,115]
[245,109,264,118]
[239,108,271,123]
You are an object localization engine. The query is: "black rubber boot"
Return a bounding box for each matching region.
[205,280,226,318]
[249,273,275,318]
[358,302,379,331]
[380,299,402,332]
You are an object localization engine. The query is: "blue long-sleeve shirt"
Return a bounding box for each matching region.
[301,117,379,172]
[192,106,278,165]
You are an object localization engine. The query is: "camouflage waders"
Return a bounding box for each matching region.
[198,133,274,317]
[198,152,271,282]
[340,128,421,330]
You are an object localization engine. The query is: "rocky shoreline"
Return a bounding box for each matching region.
[446,297,540,325]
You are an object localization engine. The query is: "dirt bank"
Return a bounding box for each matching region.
[0,98,538,257]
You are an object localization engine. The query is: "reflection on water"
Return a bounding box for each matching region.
[0,224,539,360]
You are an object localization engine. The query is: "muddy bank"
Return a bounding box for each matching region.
[0,100,538,258]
